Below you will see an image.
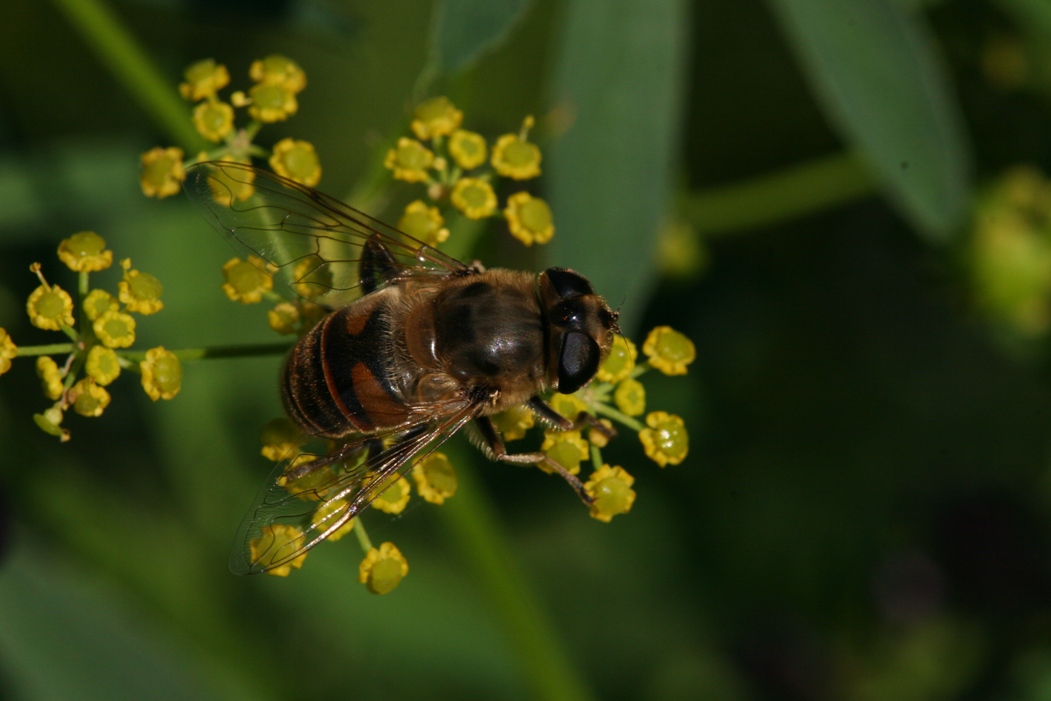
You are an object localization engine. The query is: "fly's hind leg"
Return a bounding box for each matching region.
[526,396,617,441]
[474,415,593,505]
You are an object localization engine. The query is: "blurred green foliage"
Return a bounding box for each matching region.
[4,0,1051,699]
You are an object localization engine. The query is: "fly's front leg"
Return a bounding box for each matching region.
[474,416,593,505]
[526,396,617,441]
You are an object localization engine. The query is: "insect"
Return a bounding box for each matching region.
[186,161,618,575]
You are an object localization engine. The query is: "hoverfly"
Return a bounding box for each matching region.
[186,161,618,575]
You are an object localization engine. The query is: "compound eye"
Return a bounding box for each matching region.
[545,268,594,299]
[552,298,588,330]
[557,331,600,394]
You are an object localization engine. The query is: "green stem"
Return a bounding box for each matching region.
[440,447,594,701]
[682,151,876,235]
[48,0,205,151]
[16,343,78,357]
[592,403,644,432]
[118,341,292,363]
[352,517,373,553]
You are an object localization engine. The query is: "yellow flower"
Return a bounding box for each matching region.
[358,542,409,595]
[642,326,696,375]
[118,259,164,315]
[222,256,273,304]
[268,301,301,335]
[93,310,136,348]
[549,392,587,422]
[85,345,121,386]
[410,96,463,140]
[34,405,68,441]
[70,378,110,418]
[27,283,74,331]
[250,55,306,93]
[491,131,541,180]
[291,256,331,301]
[491,405,535,441]
[140,147,186,198]
[57,231,112,272]
[450,178,497,219]
[260,417,303,461]
[384,137,435,183]
[584,465,636,522]
[310,499,354,541]
[540,430,589,476]
[140,346,182,401]
[613,377,646,416]
[250,524,308,577]
[397,200,449,247]
[35,356,63,399]
[179,58,230,101]
[83,289,118,321]
[638,411,688,467]
[248,81,298,122]
[370,475,412,514]
[412,452,457,504]
[448,129,487,170]
[587,418,615,448]
[270,138,321,187]
[0,328,18,377]
[206,156,256,205]
[504,192,554,246]
[277,454,333,501]
[597,335,637,384]
[192,100,235,142]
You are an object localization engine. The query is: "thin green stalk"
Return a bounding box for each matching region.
[16,343,77,357]
[683,151,876,235]
[118,342,292,363]
[49,0,205,151]
[440,447,594,701]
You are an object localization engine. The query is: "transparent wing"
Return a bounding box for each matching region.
[230,403,478,575]
[185,161,469,308]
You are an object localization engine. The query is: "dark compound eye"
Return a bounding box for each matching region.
[557,331,600,393]
[545,268,594,299]
[552,299,587,330]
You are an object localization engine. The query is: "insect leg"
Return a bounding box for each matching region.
[526,397,617,440]
[474,416,593,505]
[360,235,402,294]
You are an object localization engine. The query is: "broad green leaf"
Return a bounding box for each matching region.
[769,0,972,242]
[547,0,689,330]
[430,0,533,74]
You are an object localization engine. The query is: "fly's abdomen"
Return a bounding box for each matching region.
[282,297,410,439]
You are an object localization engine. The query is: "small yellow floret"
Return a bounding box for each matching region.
[370,475,412,514]
[118,259,164,315]
[540,430,589,475]
[27,283,75,331]
[140,147,186,198]
[597,336,637,384]
[140,346,182,401]
[410,96,464,140]
[83,289,118,321]
[412,452,457,504]
[613,377,646,416]
[358,542,409,595]
[35,356,63,399]
[384,138,435,183]
[93,310,136,348]
[57,231,112,272]
[85,345,121,386]
[491,131,541,180]
[250,524,308,577]
[70,378,111,417]
[179,59,230,101]
[222,256,273,304]
[584,464,636,522]
[450,178,497,219]
[270,138,321,187]
[397,200,449,247]
[260,417,303,462]
[250,55,306,93]
[192,100,235,142]
[491,405,535,441]
[448,129,487,170]
[638,411,688,467]
[0,328,18,376]
[504,192,554,246]
[248,82,298,122]
[642,326,695,375]
[310,499,354,541]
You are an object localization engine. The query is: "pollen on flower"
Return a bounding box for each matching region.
[85,345,121,386]
[35,356,63,399]
[248,82,298,123]
[448,129,487,170]
[192,100,235,142]
[222,256,273,303]
[384,137,435,183]
[57,231,113,272]
[70,378,111,418]
[179,58,230,101]
[370,475,412,515]
[397,200,449,247]
[118,259,164,315]
[412,452,457,504]
[83,289,119,321]
[642,326,696,375]
[638,411,688,467]
[597,335,637,384]
[250,524,308,577]
[584,464,636,522]
[93,310,136,348]
[140,346,182,401]
[140,147,186,199]
[310,499,354,541]
[504,192,554,246]
[613,377,646,416]
[450,178,497,219]
[0,328,18,376]
[26,282,75,331]
[491,131,541,180]
[260,417,304,462]
[270,138,321,187]
[540,430,589,475]
[249,55,306,93]
[491,404,535,441]
[410,96,464,140]
[359,542,409,595]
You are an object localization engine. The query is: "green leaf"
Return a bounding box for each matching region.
[768,0,972,242]
[430,0,533,74]
[546,0,690,330]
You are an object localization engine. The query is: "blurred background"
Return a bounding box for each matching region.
[3,0,1051,699]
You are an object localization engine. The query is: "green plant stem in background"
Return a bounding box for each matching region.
[119,342,292,363]
[49,0,205,152]
[439,447,595,701]
[683,151,876,235]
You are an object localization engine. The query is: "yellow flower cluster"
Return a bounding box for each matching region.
[141,55,321,201]
[385,97,554,248]
[3,232,182,442]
